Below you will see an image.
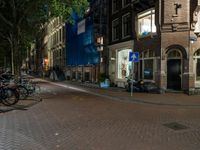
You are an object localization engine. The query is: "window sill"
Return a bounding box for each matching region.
[143,79,155,83]
[137,33,157,39]
[122,35,131,39]
[122,4,130,9]
[112,10,119,15]
[112,39,119,42]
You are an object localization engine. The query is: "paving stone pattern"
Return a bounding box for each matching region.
[0,81,200,150]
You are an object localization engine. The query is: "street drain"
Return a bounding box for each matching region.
[163,122,189,131]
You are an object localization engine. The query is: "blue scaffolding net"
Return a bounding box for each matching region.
[66,14,100,66]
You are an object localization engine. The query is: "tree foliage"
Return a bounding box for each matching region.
[0,0,89,74]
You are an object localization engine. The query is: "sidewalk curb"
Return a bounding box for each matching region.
[42,79,200,108]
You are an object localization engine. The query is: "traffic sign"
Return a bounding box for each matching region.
[129,52,139,62]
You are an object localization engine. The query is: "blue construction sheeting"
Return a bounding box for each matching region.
[66,15,100,66]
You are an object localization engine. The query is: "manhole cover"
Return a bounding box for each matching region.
[163,122,189,131]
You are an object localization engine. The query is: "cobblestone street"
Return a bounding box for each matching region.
[0,80,200,150]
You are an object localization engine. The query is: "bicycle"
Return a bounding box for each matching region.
[0,83,19,106]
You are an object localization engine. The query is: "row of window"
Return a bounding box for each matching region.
[117,49,200,81]
[112,0,131,14]
[48,17,63,31]
[112,8,156,41]
[112,13,131,41]
[48,26,65,49]
[112,7,200,42]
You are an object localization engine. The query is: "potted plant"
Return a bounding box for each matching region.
[99,73,110,88]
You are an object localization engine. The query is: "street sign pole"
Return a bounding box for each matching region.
[129,51,139,97]
[131,61,134,97]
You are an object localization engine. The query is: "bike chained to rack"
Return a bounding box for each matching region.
[0,73,42,106]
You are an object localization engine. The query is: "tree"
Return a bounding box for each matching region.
[0,0,89,75]
[0,38,10,70]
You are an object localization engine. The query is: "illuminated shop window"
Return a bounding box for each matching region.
[117,49,132,79]
[138,9,156,37]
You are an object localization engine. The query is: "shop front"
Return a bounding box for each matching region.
[109,41,134,87]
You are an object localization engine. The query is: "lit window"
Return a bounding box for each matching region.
[117,49,132,79]
[122,13,131,38]
[138,9,156,37]
[194,12,200,34]
[112,19,120,41]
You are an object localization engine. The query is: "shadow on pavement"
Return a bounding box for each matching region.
[0,97,42,113]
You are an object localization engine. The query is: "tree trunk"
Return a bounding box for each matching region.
[11,44,14,75]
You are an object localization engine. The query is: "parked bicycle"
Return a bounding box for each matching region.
[0,82,19,106]
[0,73,40,101]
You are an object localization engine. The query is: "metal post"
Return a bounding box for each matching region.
[131,61,134,96]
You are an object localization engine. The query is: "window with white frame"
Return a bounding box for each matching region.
[194,12,200,34]
[140,50,155,80]
[112,19,120,41]
[138,9,156,37]
[122,0,130,8]
[122,13,131,38]
[112,0,119,13]
[117,49,132,79]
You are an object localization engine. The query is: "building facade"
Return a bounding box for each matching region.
[108,0,134,87]
[65,0,108,83]
[133,0,200,93]
[65,13,101,82]
[34,24,48,76]
[109,0,200,93]
[47,17,65,70]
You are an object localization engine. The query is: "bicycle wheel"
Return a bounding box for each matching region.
[17,85,28,99]
[1,88,19,106]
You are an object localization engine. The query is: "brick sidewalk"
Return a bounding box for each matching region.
[1,79,200,150]
[62,80,200,107]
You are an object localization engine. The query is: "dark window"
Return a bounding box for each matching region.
[140,60,143,79]
[59,29,62,42]
[112,0,120,13]
[144,59,153,80]
[122,14,131,37]
[85,72,90,81]
[77,72,82,80]
[123,0,130,7]
[112,19,120,41]
[197,59,200,81]
[72,72,76,79]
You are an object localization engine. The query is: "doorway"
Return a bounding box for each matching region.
[167,59,181,90]
[167,50,182,90]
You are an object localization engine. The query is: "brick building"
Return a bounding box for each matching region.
[108,0,134,87]
[109,0,200,93]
